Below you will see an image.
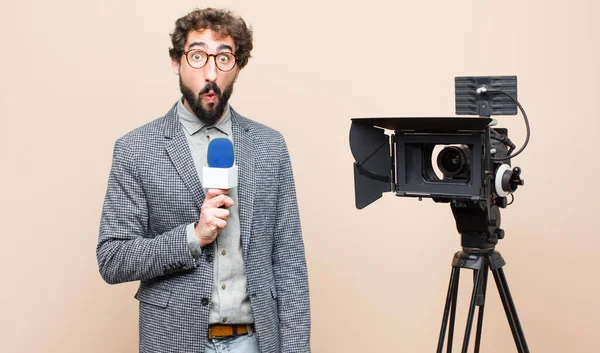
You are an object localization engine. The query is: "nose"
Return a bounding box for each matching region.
[204,56,218,83]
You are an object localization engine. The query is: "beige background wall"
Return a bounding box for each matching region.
[1,0,598,352]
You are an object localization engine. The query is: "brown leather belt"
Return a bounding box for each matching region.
[208,323,255,339]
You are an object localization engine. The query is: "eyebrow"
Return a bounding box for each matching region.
[188,42,234,52]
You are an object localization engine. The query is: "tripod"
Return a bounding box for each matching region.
[436,248,530,353]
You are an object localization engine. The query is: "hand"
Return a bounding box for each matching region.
[195,189,234,247]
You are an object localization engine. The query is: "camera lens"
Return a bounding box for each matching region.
[437,145,470,178]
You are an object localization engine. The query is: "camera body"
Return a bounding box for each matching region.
[395,117,494,202]
[349,76,524,249]
[350,116,517,248]
[350,117,511,204]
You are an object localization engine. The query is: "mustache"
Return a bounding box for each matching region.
[199,82,221,96]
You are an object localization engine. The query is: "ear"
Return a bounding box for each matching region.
[171,56,181,75]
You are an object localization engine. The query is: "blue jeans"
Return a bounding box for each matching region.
[204,330,260,353]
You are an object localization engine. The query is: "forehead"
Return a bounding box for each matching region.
[185,29,235,52]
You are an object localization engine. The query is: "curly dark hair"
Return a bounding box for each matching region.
[169,8,253,69]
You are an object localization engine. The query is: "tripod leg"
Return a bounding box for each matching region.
[492,267,530,353]
[447,268,460,353]
[474,261,489,353]
[461,268,484,353]
[437,267,460,353]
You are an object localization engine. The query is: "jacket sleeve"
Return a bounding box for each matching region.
[272,133,311,352]
[97,137,198,284]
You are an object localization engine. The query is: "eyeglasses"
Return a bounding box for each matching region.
[182,49,238,72]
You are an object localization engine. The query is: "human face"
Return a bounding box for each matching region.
[171,29,240,124]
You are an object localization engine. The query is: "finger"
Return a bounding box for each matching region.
[201,215,224,230]
[211,208,230,220]
[221,195,234,209]
[202,208,230,221]
[213,217,227,230]
[206,188,230,200]
[205,194,234,209]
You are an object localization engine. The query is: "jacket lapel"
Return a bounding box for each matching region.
[231,108,256,258]
[163,104,205,210]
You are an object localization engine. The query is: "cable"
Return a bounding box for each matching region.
[477,87,531,161]
[507,193,515,206]
[490,129,516,149]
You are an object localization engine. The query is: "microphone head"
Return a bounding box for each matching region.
[207,138,235,168]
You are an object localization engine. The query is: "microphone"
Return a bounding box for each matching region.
[203,138,238,189]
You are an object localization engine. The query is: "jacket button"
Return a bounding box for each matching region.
[201,298,209,306]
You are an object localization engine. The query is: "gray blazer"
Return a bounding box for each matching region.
[97,104,311,353]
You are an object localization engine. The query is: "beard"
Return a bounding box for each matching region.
[179,78,234,125]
